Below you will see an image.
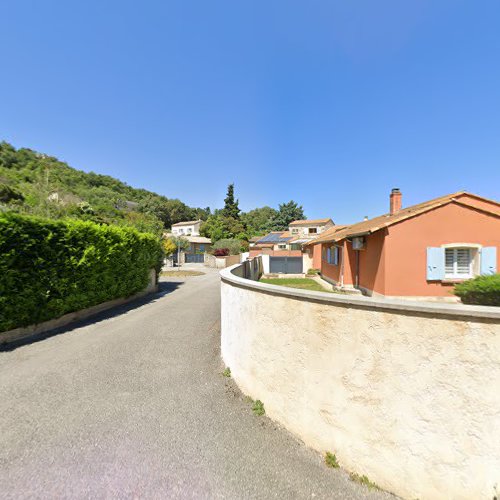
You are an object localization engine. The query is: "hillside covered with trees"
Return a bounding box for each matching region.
[0,142,306,239]
[0,142,210,234]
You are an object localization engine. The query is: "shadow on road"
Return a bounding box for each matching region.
[0,281,183,352]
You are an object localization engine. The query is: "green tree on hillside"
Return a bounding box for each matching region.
[221,183,240,219]
[267,201,305,231]
[241,206,278,235]
[0,141,205,235]
[200,215,246,242]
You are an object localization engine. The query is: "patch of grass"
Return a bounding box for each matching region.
[161,270,205,277]
[222,367,231,378]
[349,472,380,490]
[325,452,340,468]
[252,399,265,416]
[260,278,333,293]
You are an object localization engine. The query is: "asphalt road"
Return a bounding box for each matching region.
[0,267,393,499]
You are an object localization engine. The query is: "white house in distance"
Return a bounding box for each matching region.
[168,220,211,264]
[288,218,335,239]
[171,220,202,236]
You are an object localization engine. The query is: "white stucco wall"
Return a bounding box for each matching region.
[220,267,500,500]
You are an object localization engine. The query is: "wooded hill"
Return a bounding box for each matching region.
[0,142,210,234]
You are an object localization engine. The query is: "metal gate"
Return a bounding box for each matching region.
[185,253,205,263]
[269,257,303,274]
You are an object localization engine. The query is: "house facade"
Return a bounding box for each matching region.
[249,219,334,273]
[171,220,202,236]
[168,220,211,264]
[307,190,499,300]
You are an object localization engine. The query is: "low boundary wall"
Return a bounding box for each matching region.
[220,263,500,499]
[205,253,241,269]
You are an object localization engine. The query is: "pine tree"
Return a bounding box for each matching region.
[222,183,240,219]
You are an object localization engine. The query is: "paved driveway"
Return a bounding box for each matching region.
[0,267,392,499]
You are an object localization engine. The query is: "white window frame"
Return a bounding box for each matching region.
[278,244,287,250]
[442,243,481,280]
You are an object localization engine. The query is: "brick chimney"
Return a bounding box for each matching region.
[390,188,402,215]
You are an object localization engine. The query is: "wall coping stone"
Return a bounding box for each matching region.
[220,264,500,321]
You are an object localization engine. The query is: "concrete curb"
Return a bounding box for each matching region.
[0,284,159,345]
[220,264,500,321]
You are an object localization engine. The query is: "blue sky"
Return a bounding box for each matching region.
[1,0,499,223]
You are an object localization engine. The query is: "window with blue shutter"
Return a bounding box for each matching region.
[427,247,445,280]
[480,247,497,275]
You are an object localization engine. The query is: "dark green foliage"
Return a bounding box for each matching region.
[0,183,24,203]
[453,274,500,306]
[267,200,305,231]
[0,141,208,233]
[241,206,278,235]
[221,183,240,219]
[200,215,247,242]
[0,212,163,332]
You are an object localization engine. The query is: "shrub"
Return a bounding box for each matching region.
[307,268,320,275]
[0,212,163,332]
[453,274,500,306]
[212,238,242,255]
[213,248,229,257]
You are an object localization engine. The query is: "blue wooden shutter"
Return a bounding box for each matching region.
[427,247,445,280]
[480,247,497,275]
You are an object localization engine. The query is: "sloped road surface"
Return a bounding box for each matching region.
[0,268,393,499]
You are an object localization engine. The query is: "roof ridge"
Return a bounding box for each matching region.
[307,191,498,245]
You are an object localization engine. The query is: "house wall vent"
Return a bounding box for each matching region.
[352,237,366,250]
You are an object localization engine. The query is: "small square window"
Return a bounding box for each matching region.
[445,248,472,278]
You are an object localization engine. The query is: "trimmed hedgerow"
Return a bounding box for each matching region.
[454,274,500,306]
[0,212,163,332]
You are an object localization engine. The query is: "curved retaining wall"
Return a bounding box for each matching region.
[220,264,500,500]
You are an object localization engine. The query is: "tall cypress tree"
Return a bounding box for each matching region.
[222,183,240,219]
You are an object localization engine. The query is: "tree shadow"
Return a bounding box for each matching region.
[0,280,183,352]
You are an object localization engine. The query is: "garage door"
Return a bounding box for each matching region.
[269,257,303,274]
[185,253,205,263]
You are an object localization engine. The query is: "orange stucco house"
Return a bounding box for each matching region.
[306,189,500,300]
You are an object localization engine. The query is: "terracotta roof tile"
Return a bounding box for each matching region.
[172,220,202,227]
[307,192,499,245]
[289,218,333,226]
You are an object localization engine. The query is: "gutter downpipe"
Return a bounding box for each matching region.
[339,240,345,287]
[355,246,359,288]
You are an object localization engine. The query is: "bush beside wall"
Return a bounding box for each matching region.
[0,212,163,332]
[454,274,500,306]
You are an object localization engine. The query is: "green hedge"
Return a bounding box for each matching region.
[454,274,500,306]
[0,212,163,332]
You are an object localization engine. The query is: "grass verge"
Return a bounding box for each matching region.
[259,278,333,293]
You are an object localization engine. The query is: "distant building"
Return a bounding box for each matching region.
[250,218,334,274]
[168,220,211,264]
[171,220,202,236]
